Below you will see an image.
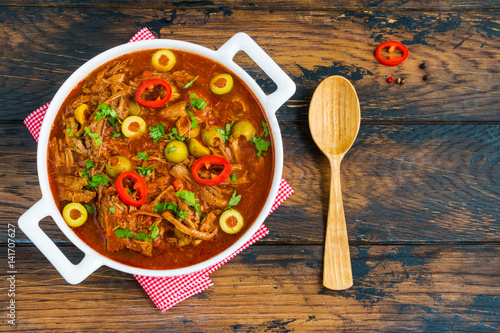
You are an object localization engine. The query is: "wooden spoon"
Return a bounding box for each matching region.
[309,76,361,290]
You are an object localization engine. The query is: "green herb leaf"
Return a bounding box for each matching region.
[262,121,269,137]
[114,227,154,241]
[177,210,189,220]
[136,166,154,176]
[148,123,165,143]
[84,204,95,214]
[86,174,109,189]
[137,151,149,161]
[225,191,242,210]
[164,202,189,221]
[66,121,83,139]
[216,121,234,142]
[112,131,122,138]
[185,109,198,129]
[84,127,102,146]
[167,127,186,141]
[189,93,207,110]
[175,190,200,212]
[109,206,116,214]
[95,103,121,127]
[250,135,270,157]
[183,75,199,89]
[114,227,133,239]
[154,202,168,212]
[85,160,95,169]
[148,224,160,241]
[166,146,177,154]
[133,233,149,240]
[80,169,90,179]
[230,173,238,182]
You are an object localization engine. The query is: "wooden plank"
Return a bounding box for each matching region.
[5,244,499,332]
[3,1,500,10]
[4,122,499,243]
[0,7,498,122]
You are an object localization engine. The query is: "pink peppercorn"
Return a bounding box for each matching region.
[387,77,394,83]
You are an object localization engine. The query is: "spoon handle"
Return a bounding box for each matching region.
[324,156,353,290]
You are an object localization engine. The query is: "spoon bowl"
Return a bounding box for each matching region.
[309,76,361,290]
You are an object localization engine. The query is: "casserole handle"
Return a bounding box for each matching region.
[217,32,296,113]
[18,198,102,284]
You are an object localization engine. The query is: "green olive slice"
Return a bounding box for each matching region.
[188,138,210,158]
[165,140,189,163]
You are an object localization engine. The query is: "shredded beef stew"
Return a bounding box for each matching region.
[48,49,274,269]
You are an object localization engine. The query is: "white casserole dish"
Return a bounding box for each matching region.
[18,33,295,284]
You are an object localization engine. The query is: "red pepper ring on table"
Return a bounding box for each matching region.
[375,41,409,67]
[136,78,172,108]
[116,171,148,207]
[192,155,232,186]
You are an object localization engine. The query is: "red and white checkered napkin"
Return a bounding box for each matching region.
[24,28,294,311]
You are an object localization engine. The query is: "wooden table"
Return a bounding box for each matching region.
[1,1,499,331]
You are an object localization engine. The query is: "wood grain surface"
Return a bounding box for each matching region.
[0,0,498,332]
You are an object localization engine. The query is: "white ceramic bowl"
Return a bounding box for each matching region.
[18,33,296,284]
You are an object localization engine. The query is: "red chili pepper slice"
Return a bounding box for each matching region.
[375,41,409,67]
[136,78,172,108]
[191,155,232,186]
[116,171,148,207]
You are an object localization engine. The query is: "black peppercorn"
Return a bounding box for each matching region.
[419,63,427,69]
[423,75,430,81]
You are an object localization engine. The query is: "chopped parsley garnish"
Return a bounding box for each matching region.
[132,232,149,240]
[155,202,188,220]
[225,191,241,210]
[262,121,269,137]
[189,93,207,110]
[113,225,159,242]
[175,190,200,212]
[216,121,234,142]
[166,146,177,154]
[148,123,165,143]
[148,224,160,241]
[183,75,199,89]
[185,109,198,129]
[167,128,185,141]
[80,160,95,179]
[84,204,95,214]
[136,166,154,176]
[65,121,83,139]
[250,135,270,157]
[85,160,95,169]
[137,151,149,161]
[84,127,103,146]
[95,103,121,127]
[85,174,109,189]
[154,202,168,212]
[113,227,133,239]
[230,173,238,182]
[108,206,115,214]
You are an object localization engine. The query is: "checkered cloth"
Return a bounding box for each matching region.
[23,28,294,311]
